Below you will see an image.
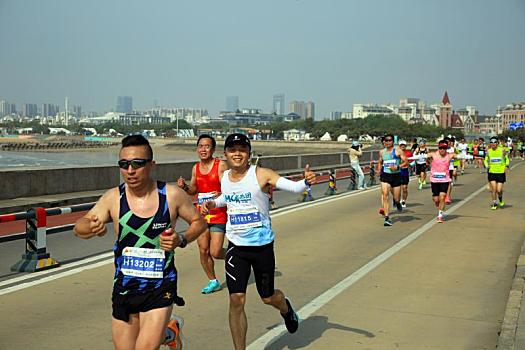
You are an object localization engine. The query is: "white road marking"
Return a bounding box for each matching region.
[0,258,113,296]
[0,252,113,289]
[247,163,523,349]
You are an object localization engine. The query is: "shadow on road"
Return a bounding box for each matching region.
[392,215,421,223]
[265,315,374,349]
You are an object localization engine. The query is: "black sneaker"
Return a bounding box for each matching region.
[395,201,403,212]
[384,217,393,226]
[281,297,299,333]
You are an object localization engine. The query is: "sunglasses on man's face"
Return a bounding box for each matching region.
[438,146,448,150]
[118,158,151,169]
[383,138,393,142]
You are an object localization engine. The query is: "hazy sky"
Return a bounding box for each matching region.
[1,0,524,118]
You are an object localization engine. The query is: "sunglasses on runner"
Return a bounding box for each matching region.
[118,158,151,169]
[383,138,393,142]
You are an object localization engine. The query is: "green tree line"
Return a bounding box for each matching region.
[266,115,463,141]
[2,115,468,141]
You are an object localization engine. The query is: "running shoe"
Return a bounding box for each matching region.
[437,215,444,223]
[499,200,505,207]
[379,208,385,216]
[491,203,498,210]
[164,315,185,349]
[201,279,221,294]
[281,298,299,334]
[445,195,452,204]
[395,201,403,212]
[384,217,393,226]
[401,200,407,208]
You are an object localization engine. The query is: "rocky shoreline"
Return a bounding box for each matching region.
[0,141,119,151]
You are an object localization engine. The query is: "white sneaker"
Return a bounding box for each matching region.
[401,201,406,208]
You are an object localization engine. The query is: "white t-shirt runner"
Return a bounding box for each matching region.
[221,165,274,246]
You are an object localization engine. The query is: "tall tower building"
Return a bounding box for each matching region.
[306,101,315,119]
[289,100,315,120]
[226,96,239,112]
[41,103,59,118]
[0,100,9,117]
[22,103,38,117]
[289,101,305,119]
[116,96,133,113]
[272,93,285,115]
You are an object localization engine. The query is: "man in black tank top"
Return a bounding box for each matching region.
[74,135,207,350]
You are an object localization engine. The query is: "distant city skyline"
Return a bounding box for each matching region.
[1,0,524,118]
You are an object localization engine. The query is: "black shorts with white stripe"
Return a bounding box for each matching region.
[225,241,275,298]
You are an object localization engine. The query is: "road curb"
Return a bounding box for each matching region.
[497,237,525,349]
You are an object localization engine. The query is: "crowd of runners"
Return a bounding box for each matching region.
[73,132,517,349]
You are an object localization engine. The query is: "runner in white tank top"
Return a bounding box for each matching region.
[201,133,316,349]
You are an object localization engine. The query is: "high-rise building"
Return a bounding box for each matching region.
[116,96,133,113]
[73,105,82,118]
[22,103,38,117]
[226,96,239,112]
[272,93,285,115]
[331,111,342,120]
[41,103,59,118]
[306,101,315,119]
[0,100,17,116]
[289,100,315,120]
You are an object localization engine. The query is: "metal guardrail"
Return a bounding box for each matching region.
[0,160,379,272]
[0,202,95,272]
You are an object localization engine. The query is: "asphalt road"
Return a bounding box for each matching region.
[1,161,524,349]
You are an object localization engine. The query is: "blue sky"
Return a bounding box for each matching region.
[0,0,524,118]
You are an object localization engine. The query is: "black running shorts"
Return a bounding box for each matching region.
[431,182,450,197]
[112,281,178,322]
[380,172,402,188]
[400,175,409,185]
[488,172,506,183]
[225,241,275,298]
[415,163,427,175]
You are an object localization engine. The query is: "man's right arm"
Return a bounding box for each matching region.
[73,188,115,239]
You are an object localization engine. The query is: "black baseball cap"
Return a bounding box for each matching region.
[224,133,251,151]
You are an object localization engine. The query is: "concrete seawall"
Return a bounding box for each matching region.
[0,150,379,200]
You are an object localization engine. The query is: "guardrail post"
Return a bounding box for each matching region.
[324,170,338,196]
[11,207,60,272]
[368,163,377,187]
[298,184,314,202]
[347,169,357,190]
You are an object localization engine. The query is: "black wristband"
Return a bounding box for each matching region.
[178,234,187,248]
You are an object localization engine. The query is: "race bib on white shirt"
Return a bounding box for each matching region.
[432,172,447,180]
[198,192,215,205]
[121,247,165,279]
[229,206,262,231]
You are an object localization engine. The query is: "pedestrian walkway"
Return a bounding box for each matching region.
[0,161,524,349]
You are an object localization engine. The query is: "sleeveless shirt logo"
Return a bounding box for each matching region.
[152,222,168,230]
[225,192,252,203]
